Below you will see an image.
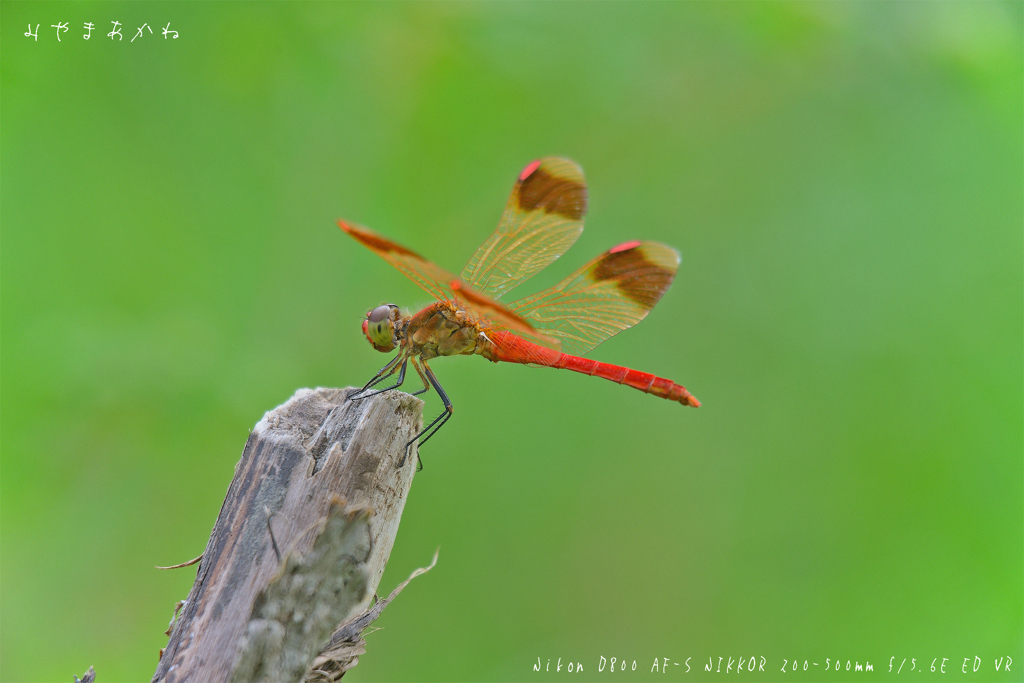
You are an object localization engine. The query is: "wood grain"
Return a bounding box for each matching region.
[152,387,422,683]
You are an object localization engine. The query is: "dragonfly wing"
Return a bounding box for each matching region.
[507,241,680,357]
[461,158,587,300]
[339,220,457,303]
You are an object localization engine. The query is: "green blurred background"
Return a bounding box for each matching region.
[2,3,1021,681]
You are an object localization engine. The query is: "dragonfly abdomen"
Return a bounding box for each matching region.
[554,354,700,407]
[487,331,700,407]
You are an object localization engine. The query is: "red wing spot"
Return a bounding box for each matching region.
[592,248,675,309]
[516,166,588,220]
[519,160,542,181]
[609,240,642,254]
[339,220,422,259]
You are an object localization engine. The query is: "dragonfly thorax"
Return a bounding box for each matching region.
[406,300,486,360]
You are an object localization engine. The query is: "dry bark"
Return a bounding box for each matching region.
[151,387,423,683]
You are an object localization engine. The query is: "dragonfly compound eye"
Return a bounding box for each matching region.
[365,304,396,351]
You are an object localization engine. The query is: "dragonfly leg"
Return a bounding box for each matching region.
[401,359,453,470]
[353,358,408,401]
[355,353,403,393]
[350,353,404,401]
[408,355,431,397]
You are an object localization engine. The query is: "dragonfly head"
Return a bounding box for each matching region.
[363,304,401,352]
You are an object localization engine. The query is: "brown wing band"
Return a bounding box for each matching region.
[516,166,587,220]
[593,244,676,308]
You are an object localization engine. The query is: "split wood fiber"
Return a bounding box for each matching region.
[152,387,423,683]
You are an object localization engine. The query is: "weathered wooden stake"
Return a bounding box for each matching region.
[151,387,424,683]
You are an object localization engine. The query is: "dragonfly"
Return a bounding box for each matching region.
[340,157,700,467]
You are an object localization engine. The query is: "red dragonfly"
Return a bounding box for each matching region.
[340,157,699,467]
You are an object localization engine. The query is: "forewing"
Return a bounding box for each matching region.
[461,158,587,300]
[507,241,680,357]
[339,220,456,302]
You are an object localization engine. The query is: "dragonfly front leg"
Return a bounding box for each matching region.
[350,353,404,401]
[401,359,453,469]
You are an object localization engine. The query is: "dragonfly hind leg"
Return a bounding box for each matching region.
[401,359,452,470]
